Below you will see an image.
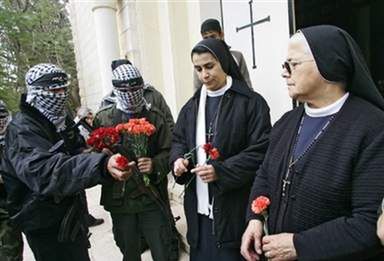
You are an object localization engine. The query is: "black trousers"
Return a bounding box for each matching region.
[111,208,172,261]
[25,228,90,261]
[190,214,244,261]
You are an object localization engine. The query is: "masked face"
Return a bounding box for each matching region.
[0,116,9,135]
[26,87,68,131]
[112,63,146,114]
[32,88,68,115]
[25,63,69,131]
[114,86,145,114]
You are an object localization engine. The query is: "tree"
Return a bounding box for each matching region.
[0,0,80,112]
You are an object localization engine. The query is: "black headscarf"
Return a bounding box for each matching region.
[300,25,384,110]
[191,38,244,82]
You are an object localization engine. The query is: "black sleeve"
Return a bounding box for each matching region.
[156,94,175,133]
[293,131,384,260]
[169,104,193,184]
[246,162,270,222]
[211,96,271,193]
[151,117,171,184]
[4,123,109,200]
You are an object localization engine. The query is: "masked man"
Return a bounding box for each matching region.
[0,100,23,261]
[2,63,132,261]
[99,59,174,132]
[94,63,178,261]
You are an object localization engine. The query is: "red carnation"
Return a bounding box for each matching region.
[251,196,270,214]
[87,127,120,151]
[115,123,125,133]
[116,155,129,169]
[202,143,220,160]
[203,143,213,154]
[209,148,220,160]
[114,117,156,186]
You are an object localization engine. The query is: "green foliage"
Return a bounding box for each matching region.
[0,0,80,112]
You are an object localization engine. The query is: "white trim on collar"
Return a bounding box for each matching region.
[205,76,232,97]
[305,92,349,117]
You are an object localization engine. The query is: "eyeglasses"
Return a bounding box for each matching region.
[282,59,314,75]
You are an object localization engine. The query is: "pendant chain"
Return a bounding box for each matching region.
[281,114,336,196]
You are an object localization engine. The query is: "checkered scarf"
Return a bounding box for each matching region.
[114,88,145,114]
[0,117,10,135]
[112,64,145,114]
[0,101,9,135]
[25,63,69,131]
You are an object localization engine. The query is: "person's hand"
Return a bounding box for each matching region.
[137,157,153,174]
[173,158,189,176]
[107,154,135,181]
[241,219,264,261]
[262,233,297,261]
[191,164,217,183]
[377,212,384,245]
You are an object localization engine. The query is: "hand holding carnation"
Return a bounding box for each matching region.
[107,154,134,181]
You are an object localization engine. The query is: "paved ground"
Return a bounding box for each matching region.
[23,180,189,261]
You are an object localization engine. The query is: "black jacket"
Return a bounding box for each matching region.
[2,95,109,233]
[0,141,7,209]
[170,79,271,248]
[248,95,384,260]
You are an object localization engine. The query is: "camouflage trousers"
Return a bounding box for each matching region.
[0,207,23,261]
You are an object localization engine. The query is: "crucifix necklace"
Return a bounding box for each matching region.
[206,97,223,145]
[281,114,336,197]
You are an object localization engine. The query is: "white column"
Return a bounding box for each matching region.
[92,2,120,97]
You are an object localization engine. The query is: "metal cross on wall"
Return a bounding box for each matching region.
[236,0,270,69]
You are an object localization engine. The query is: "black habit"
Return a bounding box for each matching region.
[247,25,384,260]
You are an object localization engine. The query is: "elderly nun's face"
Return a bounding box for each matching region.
[192,52,227,91]
[282,37,324,105]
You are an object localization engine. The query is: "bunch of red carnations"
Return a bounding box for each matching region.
[116,118,156,186]
[86,127,120,151]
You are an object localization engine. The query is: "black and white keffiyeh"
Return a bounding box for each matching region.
[112,64,145,114]
[112,64,142,84]
[0,117,10,136]
[0,100,10,136]
[113,88,145,114]
[25,63,69,131]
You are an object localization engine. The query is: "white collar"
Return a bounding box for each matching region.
[205,76,232,97]
[304,92,349,117]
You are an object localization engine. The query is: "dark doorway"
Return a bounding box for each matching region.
[293,0,384,96]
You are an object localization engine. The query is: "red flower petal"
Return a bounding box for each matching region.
[116,155,129,169]
[203,143,213,154]
[251,196,270,214]
[87,127,120,151]
[209,148,220,160]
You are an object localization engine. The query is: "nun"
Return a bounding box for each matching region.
[241,25,384,261]
[170,38,271,260]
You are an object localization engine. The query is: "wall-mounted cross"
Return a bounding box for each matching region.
[236,0,270,69]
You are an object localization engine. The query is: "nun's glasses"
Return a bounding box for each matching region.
[282,59,314,75]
